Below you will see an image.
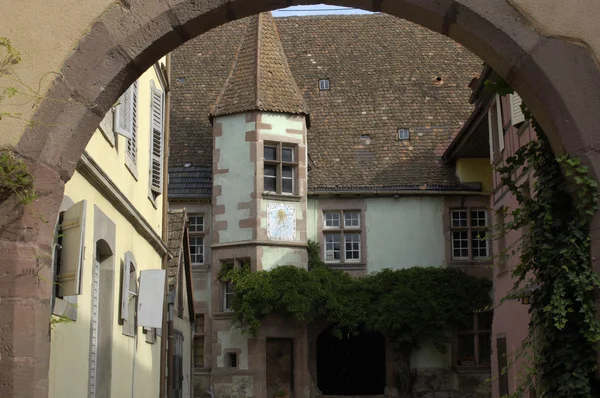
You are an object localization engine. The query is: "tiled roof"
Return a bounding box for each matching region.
[211,13,308,118]
[170,14,483,192]
[167,210,186,290]
[168,165,212,198]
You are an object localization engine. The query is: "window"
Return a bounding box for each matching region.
[319,79,330,91]
[173,331,184,398]
[223,281,234,311]
[451,209,489,261]
[457,311,492,367]
[264,143,298,194]
[226,352,238,369]
[488,96,504,162]
[121,251,138,337]
[398,128,410,140]
[510,93,525,126]
[194,336,205,368]
[149,83,165,200]
[189,214,205,265]
[323,210,362,264]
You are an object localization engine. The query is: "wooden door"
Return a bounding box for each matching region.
[266,339,294,398]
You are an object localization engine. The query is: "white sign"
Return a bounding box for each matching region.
[137,269,166,328]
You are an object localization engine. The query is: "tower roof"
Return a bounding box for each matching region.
[210,13,309,118]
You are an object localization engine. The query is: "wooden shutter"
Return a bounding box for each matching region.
[57,200,86,297]
[137,269,166,328]
[510,93,525,125]
[121,251,133,321]
[126,81,139,164]
[496,97,505,152]
[497,337,509,397]
[114,86,133,139]
[487,110,494,164]
[150,86,164,193]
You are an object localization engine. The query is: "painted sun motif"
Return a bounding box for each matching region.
[267,202,296,241]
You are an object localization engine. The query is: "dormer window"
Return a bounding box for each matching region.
[319,79,330,91]
[398,128,410,141]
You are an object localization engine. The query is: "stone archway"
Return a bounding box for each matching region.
[3,1,600,397]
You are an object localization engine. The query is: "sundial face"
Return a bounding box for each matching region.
[267,202,296,241]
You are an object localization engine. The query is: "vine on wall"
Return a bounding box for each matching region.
[219,243,491,393]
[489,80,600,397]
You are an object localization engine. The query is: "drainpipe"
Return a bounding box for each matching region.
[159,52,172,398]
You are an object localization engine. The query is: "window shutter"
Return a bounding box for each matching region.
[150,86,164,194]
[510,93,525,125]
[121,251,133,321]
[496,98,505,152]
[114,86,133,139]
[126,81,139,164]
[57,200,86,297]
[487,111,494,164]
[137,269,166,328]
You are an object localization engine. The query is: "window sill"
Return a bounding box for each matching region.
[455,365,491,374]
[262,192,302,202]
[214,312,234,320]
[450,260,492,267]
[325,263,366,270]
[496,267,509,278]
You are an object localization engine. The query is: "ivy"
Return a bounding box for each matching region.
[220,248,491,388]
[0,149,36,205]
[486,81,600,396]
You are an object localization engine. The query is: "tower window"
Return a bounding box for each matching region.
[319,79,330,91]
[398,128,410,140]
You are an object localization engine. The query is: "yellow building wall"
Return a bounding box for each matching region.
[455,158,493,193]
[49,62,166,398]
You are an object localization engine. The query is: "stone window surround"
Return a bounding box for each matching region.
[263,141,299,195]
[317,199,367,269]
[443,196,492,268]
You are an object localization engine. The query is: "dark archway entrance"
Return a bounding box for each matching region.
[317,326,386,395]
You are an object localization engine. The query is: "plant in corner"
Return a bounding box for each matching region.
[274,390,288,398]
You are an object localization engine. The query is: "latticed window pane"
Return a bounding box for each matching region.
[194,336,204,368]
[457,334,476,366]
[224,282,235,311]
[451,210,468,227]
[282,147,294,162]
[189,215,204,232]
[452,231,469,259]
[264,165,277,192]
[324,212,340,228]
[471,210,488,227]
[471,231,488,258]
[190,236,204,264]
[479,332,492,365]
[282,166,294,193]
[344,212,360,228]
[345,233,360,261]
[264,146,277,161]
[325,233,341,261]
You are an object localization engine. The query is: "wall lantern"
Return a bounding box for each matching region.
[519,284,540,305]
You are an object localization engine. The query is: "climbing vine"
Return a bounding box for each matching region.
[219,244,491,392]
[488,80,600,397]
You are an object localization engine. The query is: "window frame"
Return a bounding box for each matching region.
[456,311,493,368]
[263,142,298,195]
[322,210,362,264]
[188,214,205,266]
[223,281,235,312]
[450,208,490,262]
[319,78,330,91]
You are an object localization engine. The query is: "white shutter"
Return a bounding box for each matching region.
[496,98,504,152]
[114,86,133,139]
[57,200,86,297]
[126,81,139,164]
[137,270,166,328]
[510,93,525,125]
[121,251,133,321]
[150,86,164,193]
[487,110,494,164]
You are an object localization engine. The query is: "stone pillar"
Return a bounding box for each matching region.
[0,160,64,398]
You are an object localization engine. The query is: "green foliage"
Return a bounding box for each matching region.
[219,254,492,356]
[486,78,600,396]
[0,148,36,205]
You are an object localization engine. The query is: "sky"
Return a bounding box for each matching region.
[272,4,373,17]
